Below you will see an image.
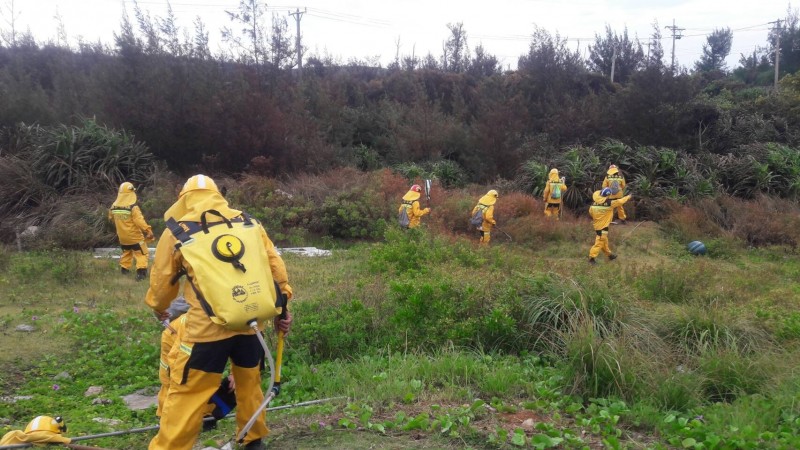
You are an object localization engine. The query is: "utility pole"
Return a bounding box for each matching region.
[610,47,617,82]
[665,19,684,73]
[770,19,782,89]
[289,8,306,78]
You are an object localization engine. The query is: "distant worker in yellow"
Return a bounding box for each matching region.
[602,164,627,224]
[398,185,430,229]
[470,190,498,244]
[109,182,154,281]
[542,169,567,220]
[588,187,633,264]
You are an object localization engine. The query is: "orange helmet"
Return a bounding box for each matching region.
[410,185,422,192]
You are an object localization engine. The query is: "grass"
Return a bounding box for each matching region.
[4,221,800,449]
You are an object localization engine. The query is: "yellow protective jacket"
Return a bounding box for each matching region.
[602,170,626,200]
[146,189,292,344]
[0,430,70,445]
[472,190,497,231]
[589,190,632,231]
[399,190,430,228]
[109,183,152,245]
[542,169,567,205]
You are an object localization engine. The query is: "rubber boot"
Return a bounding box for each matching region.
[244,439,264,450]
[588,257,596,265]
[608,254,618,261]
[136,268,147,281]
[121,267,130,275]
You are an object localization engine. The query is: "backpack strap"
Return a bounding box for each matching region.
[165,217,200,245]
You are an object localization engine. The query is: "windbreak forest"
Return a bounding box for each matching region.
[0,3,799,245]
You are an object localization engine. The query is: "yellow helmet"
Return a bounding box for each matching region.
[24,416,67,434]
[487,189,499,197]
[118,182,135,194]
[180,174,220,197]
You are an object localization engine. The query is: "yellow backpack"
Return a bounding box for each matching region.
[166,210,284,331]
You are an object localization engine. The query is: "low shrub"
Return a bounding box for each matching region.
[291,299,376,361]
[369,227,483,275]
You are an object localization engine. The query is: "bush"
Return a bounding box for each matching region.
[291,299,376,361]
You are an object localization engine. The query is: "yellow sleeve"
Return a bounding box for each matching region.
[486,205,496,224]
[131,206,152,233]
[411,200,429,217]
[145,231,182,312]
[561,182,568,192]
[261,226,293,301]
[611,195,632,208]
[602,177,610,188]
[542,183,550,200]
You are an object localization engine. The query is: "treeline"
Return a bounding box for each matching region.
[0,7,799,184]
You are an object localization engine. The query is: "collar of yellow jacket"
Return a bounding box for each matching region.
[478,191,497,206]
[113,191,137,207]
[592,190,609,203]
[402,190,421,201]
[607,166,619,175]
[0,430,71,445]
[548,169,560,182]
[163,190,242,222]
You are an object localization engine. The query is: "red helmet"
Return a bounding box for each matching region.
[410,185,422,192]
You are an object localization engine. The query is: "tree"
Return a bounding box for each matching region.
[769,6,800,76]
[467,44,500,77]
[443,22,469,73]
[587,25,644,84]
[646,20,665,71]
[734,46,771,85]
[269,13,294,69]
[694,27,732,72]
[221,0,269,65]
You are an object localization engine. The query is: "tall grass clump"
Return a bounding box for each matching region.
[518,273,626,351]
[0,118,155,247]
[657,307,774,356]
[633,262,712,304]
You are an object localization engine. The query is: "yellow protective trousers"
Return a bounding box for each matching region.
[120,242,149,270]
[544,203,562,220]
[479,230,491,244]
[613,204,627,221]
[589,230,612,259]
[149,334,268,450]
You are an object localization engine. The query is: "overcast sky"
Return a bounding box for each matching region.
[4,0,793,70]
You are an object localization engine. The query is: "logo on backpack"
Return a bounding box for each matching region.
[470,205,486,227]
[166,210,284,331]
[550,182,562,200]
[232,285,248,303]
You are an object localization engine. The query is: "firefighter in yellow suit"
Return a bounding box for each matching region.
[588,187,633,264]
[601,164,627,224]
[399,184,430,228]
[542,169,567,220]
[146,175,293,450]
[472,190,498,244]
[109,181,154,280]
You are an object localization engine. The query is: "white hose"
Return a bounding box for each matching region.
[234,321,276,443]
